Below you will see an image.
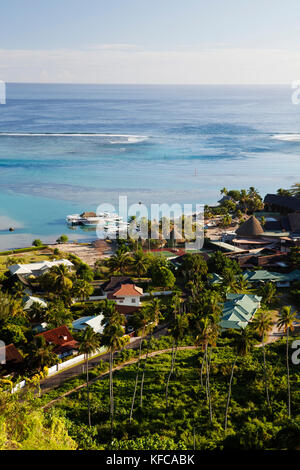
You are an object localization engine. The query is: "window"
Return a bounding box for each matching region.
[132,298,136,303]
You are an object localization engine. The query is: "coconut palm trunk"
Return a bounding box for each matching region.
[86,354,91,427]
[262,337,271,408]
[206,346,213,424]
[129,338,143,422]
[109,349,114,435]
[224,357,237,432]
[286,326,291,418]
[140,336,151,408]
[200,346,207,389]
[165,340,176,411]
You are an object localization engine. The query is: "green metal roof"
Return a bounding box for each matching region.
[220,293,262,330]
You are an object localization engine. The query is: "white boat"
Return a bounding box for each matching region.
[67,211,125,227]
[66,214,85,225]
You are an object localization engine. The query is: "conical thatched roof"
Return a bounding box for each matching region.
[236,216,264,238]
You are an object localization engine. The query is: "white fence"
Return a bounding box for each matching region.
[142,291,173,297]
[10,347,107,393]
[47,347,106,377]
[11,380,26,394]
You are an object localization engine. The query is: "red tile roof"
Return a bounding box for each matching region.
[0,343,23,364]
[104,276,134,292]
[113,284,143,297]
[37,325,78,355]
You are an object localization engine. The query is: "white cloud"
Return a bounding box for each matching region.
[87,43,140,51]
[0,46,299,84]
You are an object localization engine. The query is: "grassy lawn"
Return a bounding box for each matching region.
[0,250,54,273]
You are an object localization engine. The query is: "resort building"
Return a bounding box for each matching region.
[220,293,262,330]
[102,276,135,295]
[243,269,300,287]
[72,314,105,334]
[211,269,300,288]
[23,295,47,311]
[232,216,270,249]
[111,283,143,306]
[36,325,78,359]
[101,276,143,315]
[9,259,74,278]
[264,194,300,215]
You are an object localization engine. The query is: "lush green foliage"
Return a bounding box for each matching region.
[40,337,300,450]
[0,390,76,450]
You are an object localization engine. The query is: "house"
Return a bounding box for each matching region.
[243,269,300,287]
[72,314,105,334]
[228,251,288,269]
[102,276,134,294]
[0,343,23,372]
[36,325,78,358]
[264,194,300,214]
[23,295,47,311]
[220,294,262,330]
[111,283,143,306]
[9,259,74,278]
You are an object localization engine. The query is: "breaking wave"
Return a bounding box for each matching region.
[0,132,148,143]
[271,134,300,142]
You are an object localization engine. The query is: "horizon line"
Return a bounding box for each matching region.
[5,81,292,86]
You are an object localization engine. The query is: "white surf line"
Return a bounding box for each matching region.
[271,134,300,141]
[0,132,147,138]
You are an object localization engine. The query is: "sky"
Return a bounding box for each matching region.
[1,0,300,84]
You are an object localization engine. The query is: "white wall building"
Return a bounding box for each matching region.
[112,284,143,306]
[9,259,73,278]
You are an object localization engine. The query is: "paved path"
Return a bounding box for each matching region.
[39,326,168,394]
[42,346,197,409]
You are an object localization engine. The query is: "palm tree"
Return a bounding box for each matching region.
[101,299,123,325]
[30,335,57,371]
[106,249,133,275]
[205,316,220,424]
[129,307,151,422]
[27,301,47,323]
[252,310,273,408]
[101,314,128,435]
[12,299,26,318]
[277,188,291,197]
[221,269,238,293]
[235,274,250,292]
[165,313,189,411]
[132,250,149,277]
[48,264,73,292]
[224,327,256,432]
[290,182,300,197]
[259,282,277,307]
[239,189,249,214]
[139,298,162,407]
[78,326,101,426]
[194,315,211,390]
[72,279,93,302]
[11,281,25,298]
[277,306,297,417]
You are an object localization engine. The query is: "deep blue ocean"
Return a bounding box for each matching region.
[0,83,300,250]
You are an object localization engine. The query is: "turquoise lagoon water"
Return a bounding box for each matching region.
[0,84,300,249]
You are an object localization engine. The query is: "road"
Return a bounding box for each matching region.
[39,325,167,394]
